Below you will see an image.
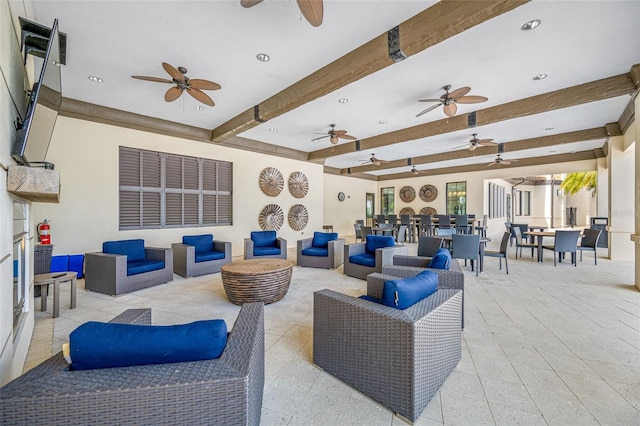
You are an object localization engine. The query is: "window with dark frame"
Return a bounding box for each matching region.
[446,181,467,215]
[119,147,232,229]
[380,187,394,215]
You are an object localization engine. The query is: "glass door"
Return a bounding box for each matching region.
[365,193,374,226]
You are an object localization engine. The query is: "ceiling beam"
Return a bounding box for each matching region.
[376,150,597,180]
[342,127,608,174]
[210,0,529,142]
[310,67,639,161]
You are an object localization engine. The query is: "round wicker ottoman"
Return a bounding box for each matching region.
[221,259,293,305]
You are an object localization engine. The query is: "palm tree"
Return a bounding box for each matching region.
[560,171,596,196]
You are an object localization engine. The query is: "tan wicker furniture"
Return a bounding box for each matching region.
[221,259,293,304]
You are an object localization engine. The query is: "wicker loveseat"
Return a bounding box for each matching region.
[0,303,265,426]
[313,288,462,423]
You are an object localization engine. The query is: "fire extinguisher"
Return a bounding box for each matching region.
[37,220,51,245]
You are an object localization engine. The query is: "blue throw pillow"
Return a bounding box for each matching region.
[312,232,338,248]
[69,319,227,370]
[428,248,451,270]
[381,270,438,309]
[183,234,214,253]
[365,235,395,254]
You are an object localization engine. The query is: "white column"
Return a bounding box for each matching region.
[608,134,635,262]
[632,93,640,290]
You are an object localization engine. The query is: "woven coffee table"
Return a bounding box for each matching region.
[221,258,293,305]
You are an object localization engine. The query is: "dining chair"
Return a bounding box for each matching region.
[417,236,444,257]
[396,225,408,245]
[513,227,536,259]
[360,226,373,239]
[354,223,363,243]
[400,215,412,242]
[475,214,488,237]
[451,234,481,276]
[387,215,398,227]
[420,215,433,236]
[453,214,470,234]
[505,222,514,245]
[435,228,455,236]
[436,215,451,229]
[542,230,581,266]
[576,228,602,264]
[375,215,386,227]
[483,232,510,274]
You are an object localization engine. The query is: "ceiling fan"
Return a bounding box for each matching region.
[416,85,488,118]
[362,153,388,166]
[311,124,356,145]
[488,154,518,167]
[241,0,323,27]
[408,166,422,175]
[132,62,221,107]
[455,133,498,151]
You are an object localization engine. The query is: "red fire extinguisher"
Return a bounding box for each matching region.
[37,220,51,245]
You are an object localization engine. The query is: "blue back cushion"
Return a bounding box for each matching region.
[50,255,69,273]
[428,248,451,270]
[68,254,85,279]
[381,270,438,309]
[69,319,227,370]
[365,235,395,254]
[103,239,146,262]
[251,231,277,247]
[312,232,338,248]
[183,234,214,253]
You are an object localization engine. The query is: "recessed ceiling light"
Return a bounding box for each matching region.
[521,19,541,31]
[533,74,548,81]
[545,127,554,131]
[378,120,388,124]
[550,150,556,153]
[269,127,277,131]
[194,105,204,111]
[88,75,103,83]
[338,98,349,104]
[256,53,270,62]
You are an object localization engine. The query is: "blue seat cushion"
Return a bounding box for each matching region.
[103,239,146,262]
[302,247,329,257]
[50,255,69,273]
[127,259,165,276]
[195,250,226,263]
[382,270,439,310]
[254,246,281,256]
[349,253,375,267]
[428,248,451,270]
[251,231,277,248]
[365,235,395,254]
[183,234,214,254]
[69,319,227,370]
[312,232,338,248]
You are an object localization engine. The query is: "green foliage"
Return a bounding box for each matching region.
[560,171,596,196]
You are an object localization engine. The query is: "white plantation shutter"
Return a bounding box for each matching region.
[119,147,232,229]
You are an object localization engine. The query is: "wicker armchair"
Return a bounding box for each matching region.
[1,304,265,426]
[343,238,408,280]
[296,235,345,269]
[313,288,462,423]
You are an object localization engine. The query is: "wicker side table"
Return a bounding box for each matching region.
[221,259,293,305]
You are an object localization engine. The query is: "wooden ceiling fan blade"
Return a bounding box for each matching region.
[501,160,512,165]
[456,95,488,104]
[487,162,497,167]
[443,103,457,117]
[132,75,174,83]
[241,0,263,7]
[311,135,329,142]
[479,140,498,146]
[416,103,441,117]
[418,98,442,103]
[449,86,471,99]
[188,79,221,90]
[165,87,183,102]
[187,88,215,106]
[469,144,478,151]
[333,130,347,135]
[162,62,185,82]
[340,134,357,141]
[297,0,323,27]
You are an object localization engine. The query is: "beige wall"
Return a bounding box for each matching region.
[608,134,635,261]
[323,174,376,236]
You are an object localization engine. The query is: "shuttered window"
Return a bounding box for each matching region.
[119,147,232,229]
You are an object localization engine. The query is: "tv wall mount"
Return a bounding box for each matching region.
[19,17,67,65]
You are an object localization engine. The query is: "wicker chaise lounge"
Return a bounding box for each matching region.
[0,303,265,426]
[313,288,462,423]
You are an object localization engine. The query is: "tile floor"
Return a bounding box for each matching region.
[25,236,640,425]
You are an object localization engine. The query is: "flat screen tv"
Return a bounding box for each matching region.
[12,19,62,167]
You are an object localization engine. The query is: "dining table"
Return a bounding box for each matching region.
[440,234,491,272]
[524,230,583,262]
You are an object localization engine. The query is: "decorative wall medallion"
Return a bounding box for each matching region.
[259,204,284,230]
[288,171,309,198]
[419,184,438,202]
[288,204,309,231]
[420,206,438,216]
[259,167,284,197]
[399,207,415,216]
[399,186,415,203]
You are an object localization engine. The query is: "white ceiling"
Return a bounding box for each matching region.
[30,0,640,177]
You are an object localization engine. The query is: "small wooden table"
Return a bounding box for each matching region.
[34,272,77,318]
[221,259,293,305]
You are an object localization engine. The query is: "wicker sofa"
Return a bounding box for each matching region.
[0,303,265,426]
[313,288,462,423]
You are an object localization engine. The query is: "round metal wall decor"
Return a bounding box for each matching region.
[399,207,415,216]
[419,184,438,202]
[288,171,309,198]
[259,204,284,230]
[399,186,416,203]
[259,167,284,197]
[420,206,438,216]
[288,204,309,231]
